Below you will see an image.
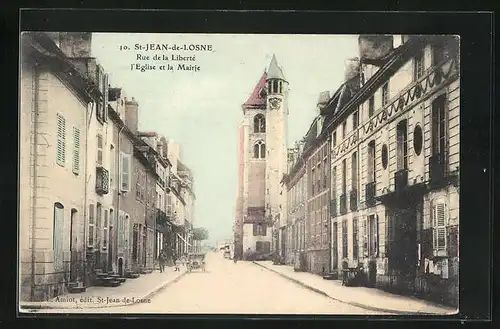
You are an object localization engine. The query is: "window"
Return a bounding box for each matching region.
[342,220,348,259]
[332,131,337,147]
[432,42,447,66]
[353,111,359,129]
[351,151,358,191]
[109,145,115,187]
[254,140,266,158]
[71,127,81,174]
[342,121,347,139]
[88,204,95,247]
[353,217,359,260]
[367,141,376,183]
[432,200,447,253]
[382,82,389,107]
[331,166,337,201]
[254,114,266,133]
[253,223,267,236]
[323,158,327,188]
[97,134,103,166]
[120,152,131,192]
[56,114,66,167]
[396,119,408,170]
[53,202,64,270]
[341,159,347,194]
[103,209,108,249]
[413,125,423,156]
[381,144,388,169]
[367,215,379,257]
[368,96,375,117]
[432,95,447,156]
[96,203,102,245]
[311,168,315,195]
[414,50,425,81]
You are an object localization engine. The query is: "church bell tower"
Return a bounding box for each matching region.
[264,54,289,230]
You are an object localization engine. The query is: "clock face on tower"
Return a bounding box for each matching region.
[269,97,282,110]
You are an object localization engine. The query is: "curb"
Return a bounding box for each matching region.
[19,270,188,311]
[252,261,448,316]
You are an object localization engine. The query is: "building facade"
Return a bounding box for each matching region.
[329,35,459,306]
[282,141,307,268]
[19,32,99,301]
[235,55,289,258]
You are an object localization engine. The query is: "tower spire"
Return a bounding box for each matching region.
[267,54,286,81]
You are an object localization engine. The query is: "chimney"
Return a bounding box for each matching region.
[158,143,164,157]
[317,91,330,115]
[58,32,92,58]
[358,35,394,63]
[125,97,139,134]
[344,58,360,81]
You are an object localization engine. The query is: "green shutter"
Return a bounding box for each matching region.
[56,114,66,166]
[72,127,80,174]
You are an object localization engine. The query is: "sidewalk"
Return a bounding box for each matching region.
[253,261,457,315]
[20,266,187,310]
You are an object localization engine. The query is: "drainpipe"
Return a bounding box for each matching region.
[116,124,125,272]
[83,100,95,286]
[30,64,39,301]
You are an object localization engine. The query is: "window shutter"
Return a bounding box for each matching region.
[436,203,446,251]
[56,114,66,166]
[376,215,380,257]
[88,204,95,247]
[120,153,131,192]
[432,205,437,251]
[103,74,109,121]
[97,135,103,166]
[363,218,368,256]
[72,127,80,174]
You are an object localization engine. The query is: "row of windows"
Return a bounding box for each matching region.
[332,43,450,149]
[331,94,447,200]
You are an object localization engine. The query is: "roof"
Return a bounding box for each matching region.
[23,32,101,103]
[267,54,286,81]
[243,71,267,108]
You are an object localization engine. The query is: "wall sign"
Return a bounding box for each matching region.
[331,57,458,160]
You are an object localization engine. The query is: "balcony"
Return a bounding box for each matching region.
[365,181,376,207]
[330,199,337,217]
[349,189,358,211]
[429,153,446,185]
[339,194,347,215]
[95,166,109,195]
[395,169,408,193]
[156,209,171,227]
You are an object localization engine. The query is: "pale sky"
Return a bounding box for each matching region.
[91,33,359,245]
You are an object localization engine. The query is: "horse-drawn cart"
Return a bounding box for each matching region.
[186,253,206,273]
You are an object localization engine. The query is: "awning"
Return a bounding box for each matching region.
[176,233,192,246]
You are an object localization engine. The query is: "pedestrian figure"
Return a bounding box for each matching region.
[158,250,166,273]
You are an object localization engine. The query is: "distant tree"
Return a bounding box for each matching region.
[193,227,209,241]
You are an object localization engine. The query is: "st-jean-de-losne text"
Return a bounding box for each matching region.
[134,43,213,52]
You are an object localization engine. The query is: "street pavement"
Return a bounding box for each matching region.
[253,261,457,315]
[24,252,392,315]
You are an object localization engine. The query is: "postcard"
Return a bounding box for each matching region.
[18,31,460,315]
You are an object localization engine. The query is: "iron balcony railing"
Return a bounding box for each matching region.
[349,189,358,211]
[429,153,446,184]
[395,168,408,193]
[95,166,109,195]
[339,194,347,215]
[365,181,376,207]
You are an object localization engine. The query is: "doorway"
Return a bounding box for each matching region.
[331,222,338,272]
[70,209,77,282]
